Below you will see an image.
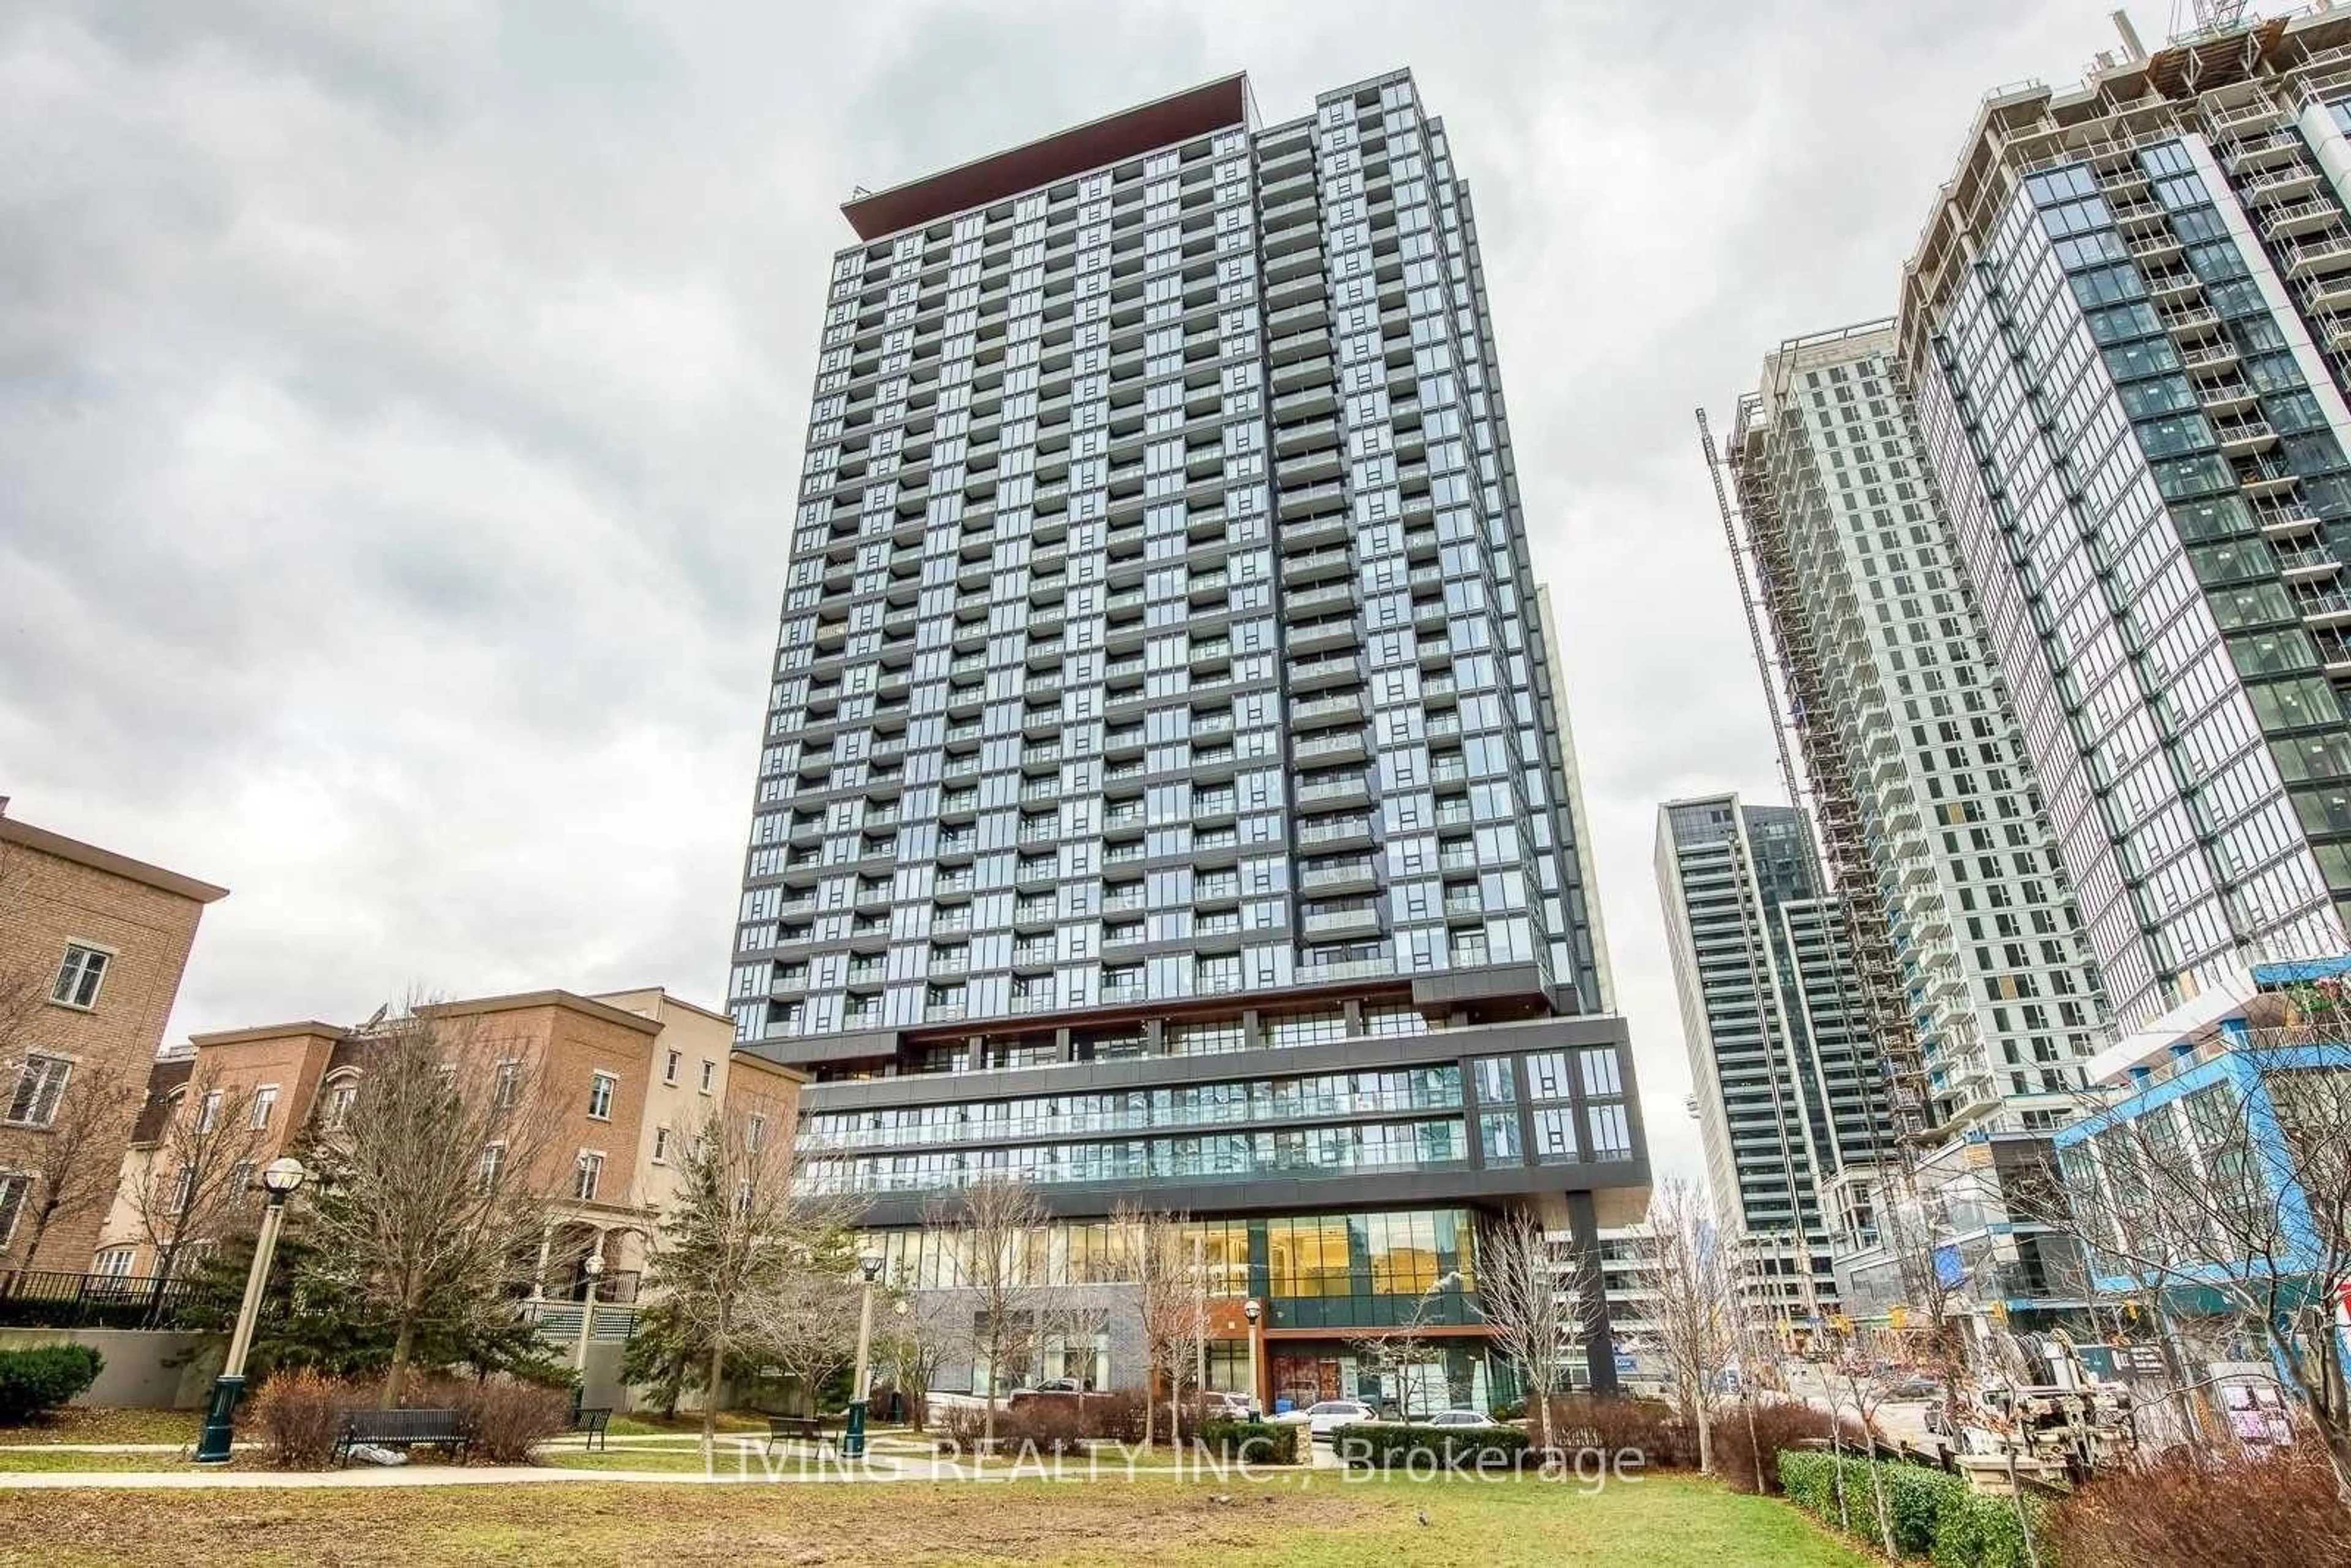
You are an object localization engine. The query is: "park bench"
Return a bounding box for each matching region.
[765,1412,841,1454]
[574,1406,612,1452]
[335,1407,470,1466]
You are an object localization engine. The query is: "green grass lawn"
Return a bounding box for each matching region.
[604,1410,770,1437]
[0,1471,1872,1566]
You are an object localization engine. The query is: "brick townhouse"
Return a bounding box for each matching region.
[92,986,804,1297]
[0,801,227,1272]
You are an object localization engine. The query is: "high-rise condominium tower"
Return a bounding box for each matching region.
[728,71,1648,1410]
[1715,324,2112,1334]
[1901,9,2351,1031]
[1724,324,2109,1135]
[1655,794,1889,1341]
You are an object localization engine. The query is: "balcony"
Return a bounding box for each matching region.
[1297,955,1395,984]
[2296,588,2351,626]
[2241,165,2324,205]
[2285,229,2351,278]
[2262,198,2341,241]
[1301,905,1381,937]
[1291,692,1364,729]
[1297,815,1371,847]
[1300,858,1376,890]
[2257,498,2321,539]
[2213,416,2279,456]
[1008,990,1059,1015]
[2280,546,2342,580]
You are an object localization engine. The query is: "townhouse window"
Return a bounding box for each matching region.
[195,1089,223,1135]
[479,1142,507,1191]
[92,1247,135,1279]
[664,1049,682,1086]
[322,1074,359,1129]
[0,1174,26,1251]
[749,1114,769,1152]
[493,1060,522,1111]
[574,1152,605,1203]
[652,1127,672,1165]
[230,1160,256,1199]
[50,944,110,1009]
[5,1055,72,1128]
[700,1060,716,1094]
[171,1163,198,1215]
[588,1071,618,1121]
[248,1086,279,1131]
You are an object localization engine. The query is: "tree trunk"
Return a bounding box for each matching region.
[1536,1388,1553,1454]
[1696,1398,1713,1474]
[983,1327,999,1448]
[702,1337,726,1460]
[1144,1360,1155,1456]
[384,1317,416,1408]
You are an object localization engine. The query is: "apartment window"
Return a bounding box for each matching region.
[0,1174,26,1251]
[700,1060,716,1094]
[323,1075,359,1130]
[749,1114,769,1152]
[479,1142,507,1191]
[50,944,110,1009]
[573,1151,605,1202]
[664,1049,682,1086]
[171,1163,197,1215]
[5,1055,72,1128]
[195,1089,223,1135]
[92,1246,135,1280]
[249,1085,279,1131]
[493,1060,522,1111]
[652,1127,672,1165]
[230,1160,256,1198]
[588,1071,618,1121]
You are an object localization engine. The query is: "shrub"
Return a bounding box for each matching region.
[1779,1449,2044,1565]
[1197,1417,1302,1465]
[2045,1446,2350,1568]
[249,1368,369,1469]
[416,1376,574,1465]
[1712,1400,1872,1495]
[0,1345,104,1424]
[1538,1394,1692,1468]
[1333,1422,1534,1471]
[937,1390,1147,1454]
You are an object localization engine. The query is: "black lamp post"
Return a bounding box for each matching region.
[842,1247,885,1458]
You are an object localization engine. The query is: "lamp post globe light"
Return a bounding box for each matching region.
[842,1247,885,1459]
[194,1157,307,1465]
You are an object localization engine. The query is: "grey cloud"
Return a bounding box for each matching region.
[2,0,2154,1186]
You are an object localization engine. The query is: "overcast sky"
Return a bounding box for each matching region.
[2,2,2168,1182]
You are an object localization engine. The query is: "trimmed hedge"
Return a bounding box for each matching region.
[1333,1422,1534,1471]
[1779,1450,2044,1568]
[0,1345,104,1423]
[1197,1417,1303,1465]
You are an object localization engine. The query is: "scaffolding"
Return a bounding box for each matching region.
[1698,384,1931,1146]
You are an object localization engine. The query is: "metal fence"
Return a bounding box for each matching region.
[0,1269,206,1331]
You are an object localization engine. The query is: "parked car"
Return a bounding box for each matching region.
[1886,1378,1944,1402]
[1201,1390,1261,1419]
[1273,1399,1377,1441]
[1008,1378,1089,1406]
[1423,1409,1496,1428]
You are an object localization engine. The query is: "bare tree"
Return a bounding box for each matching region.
[1117,1203,1207,1447]
[0,1063,137,1273]
[1641,1176,1741,1474]
[2015,1024,2351,1500]
[1043,1300,1111,1389]
[1478,1209,1570,1448]
[877,1287,961,1431]
[299,1005,564,1407]
[641,1101,859,1456]
[132,1069,271,1294]
[748,1248,864,1419]
[923,1177,1046,1448]
[1357,1285,1453,1422]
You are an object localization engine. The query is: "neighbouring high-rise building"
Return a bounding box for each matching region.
[1724,324,2110,1138]
[728,70,1649,1411]
[1900,6,2351,1033]
[1654,793,1891,1345]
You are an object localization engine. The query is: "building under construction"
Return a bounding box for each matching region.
[1701,322,2109,1335]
